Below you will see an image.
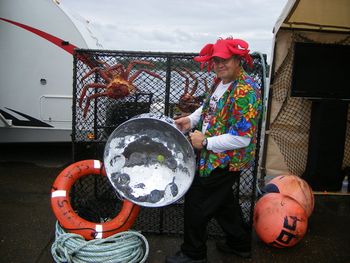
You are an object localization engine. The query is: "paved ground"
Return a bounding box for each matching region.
[0,143,349,263]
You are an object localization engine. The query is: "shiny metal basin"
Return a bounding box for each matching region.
[104,113,196,207]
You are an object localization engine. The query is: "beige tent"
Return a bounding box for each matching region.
[260,0,350,189]
[275,0,350,33]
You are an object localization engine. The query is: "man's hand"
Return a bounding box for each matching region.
[189,130,206,150]
[174,116,191,132]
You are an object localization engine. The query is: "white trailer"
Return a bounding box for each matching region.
[0,0,103,142]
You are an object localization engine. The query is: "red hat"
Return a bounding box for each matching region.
[194,37,253,72]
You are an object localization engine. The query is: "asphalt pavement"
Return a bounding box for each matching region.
[0,143,349,263]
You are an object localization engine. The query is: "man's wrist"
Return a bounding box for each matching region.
[202,138,208,148]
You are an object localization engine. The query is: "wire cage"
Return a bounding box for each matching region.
[71,49,267,237]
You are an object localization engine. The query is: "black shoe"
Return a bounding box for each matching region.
[216,241,251,258]
[165,251,207,263]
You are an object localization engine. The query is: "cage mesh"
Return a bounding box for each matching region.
[71,49,266,236]
[269,33,350,176]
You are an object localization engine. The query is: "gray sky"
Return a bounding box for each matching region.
[60,0,288,62]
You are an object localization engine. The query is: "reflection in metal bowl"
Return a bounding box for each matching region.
[104,113,196,207]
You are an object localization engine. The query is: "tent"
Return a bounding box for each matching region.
[260,0,350,191]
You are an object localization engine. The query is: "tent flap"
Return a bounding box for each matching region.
[275,0,350,33]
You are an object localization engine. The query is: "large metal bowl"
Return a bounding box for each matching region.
[104,113,196,207]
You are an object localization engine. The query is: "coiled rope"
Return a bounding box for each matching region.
[51,222,149,263]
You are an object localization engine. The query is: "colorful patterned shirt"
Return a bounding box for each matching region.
[197,67,262,177]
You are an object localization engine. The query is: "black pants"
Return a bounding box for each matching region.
[181,167,250,259]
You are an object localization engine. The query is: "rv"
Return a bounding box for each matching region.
[0,0,103,142]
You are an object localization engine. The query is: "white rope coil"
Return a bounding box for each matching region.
[51,222,149,263]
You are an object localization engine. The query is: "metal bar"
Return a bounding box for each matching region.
[93,72,99,140]
[249,52,267,226]
[72,50,78,142]
[164,55,172,116]
[76,48,199,58]
[72,51,79,161]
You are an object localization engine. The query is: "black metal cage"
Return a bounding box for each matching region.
[71,49,267,236]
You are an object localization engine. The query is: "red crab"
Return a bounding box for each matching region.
[79,60,163,118]
[174,68,208,116]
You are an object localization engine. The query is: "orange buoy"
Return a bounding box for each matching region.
[264,175,314,217]
[254,193,308,248]
[51,159,140,240]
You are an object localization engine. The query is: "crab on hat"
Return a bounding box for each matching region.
[194,37,253,72]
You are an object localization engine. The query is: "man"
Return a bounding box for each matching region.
[166,37,262,263]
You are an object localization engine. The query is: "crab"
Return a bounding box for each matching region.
[79,60,163,118]
[173,68,208,116]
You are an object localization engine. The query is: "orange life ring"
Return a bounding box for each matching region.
[51,159,140,240]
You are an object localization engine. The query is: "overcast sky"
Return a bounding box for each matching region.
[60,0,288,62]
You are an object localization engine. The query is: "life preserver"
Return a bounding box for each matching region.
[51,159,140,240]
